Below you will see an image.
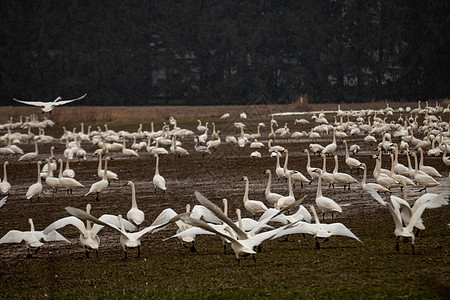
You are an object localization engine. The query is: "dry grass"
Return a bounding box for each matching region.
[0,101,427,125]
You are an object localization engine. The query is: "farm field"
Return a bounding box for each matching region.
[0,102,449,299]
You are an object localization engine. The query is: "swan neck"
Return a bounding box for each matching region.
[316,173,322,197]
[3,162,7,181]
[243,179,249,202]
[130,183,137,208]
[37,163,42,183]
[103,158,108,179]
[266,171,272,193]
[311,206,320,224]
[58,160,63,178]
[155,155,160,175]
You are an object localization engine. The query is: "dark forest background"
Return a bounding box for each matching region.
[0,0,448,106]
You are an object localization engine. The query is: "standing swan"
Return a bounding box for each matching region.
[314,169,342,219]
[241,176,268,218]
[18,138,39,165]
[26,161,43,201]
[153,154,166,194]
[57,159,84,194]
[126,181,145,228]
[0,161,11,195]
[85,157,111,201]
[264,169,283,206]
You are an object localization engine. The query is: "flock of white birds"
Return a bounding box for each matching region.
[0,101,449,264]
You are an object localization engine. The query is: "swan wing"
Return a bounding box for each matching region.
[0,196,7,208]
[364,185,386,206]
[65,206,124,236]
[406,204,428,232]
[0,230,27,243]
[413,190,449,212]
[251,197,304,236]
[43,230,70,242]
[53,94,87,106]
[194,191,247,240]
[181,216,240,244]
[42,216,88,236]
[272,222,316,239]
[191,205,222,224]
[150,208,178,227]
[322,223,362,242]
[164,226,215,241]
[99,214,137,232]
[13,98,48,107]
[251,222,297,246]
[386,203,403,232]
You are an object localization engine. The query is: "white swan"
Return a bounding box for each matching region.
[13,93,86,113]
[0,161,11,195]
[385,194,447,254]
[65,206,177,258]
[332,155,358,190]
[264,169,283,206]
[121,138,139,158]
[45,158,62,193]
[153,154,166,194]
[418,148,442,178]
[241,176,268,218]
[18,138,39,165]
[62,158,75,178]
[275,150,286,182]
[178,191,297,265]
[360,163,389,205]
[57,159,84,194]
[304,149,320,182]
[320,153,337,188]
[0,218,68,258]
[194,136,212,156]
[283,149,309,188]
[85,157,111,201]
[40,146,57,177]
[411,152,440,192]
[393,144,410,176]
[272,206,361,249]
[321,128,337,156]
[26,161,43,201]
[343,140,363,173]
[43,203,136,258]
[275,172,295,210]
[170,136,189,157]
[96,152,119,182]
[126,181,145,228]
[314,169,342,219]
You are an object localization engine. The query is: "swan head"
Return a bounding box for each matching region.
[125,181,134,187]
[264,169,270,174]
[361,163,366,169]
[4,161,8,166]
[240,176,248,182]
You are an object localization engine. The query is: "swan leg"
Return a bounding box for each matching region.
[190,243,197,253]
[122,248,128,260]
[415,228,421,238]
[223,244,227,254]
[257,245,262,253]
[95,249,99,257]
[315,237,321,250]
[85,246,90,258]
[95,192,100,202]
[395,237,400,252]
[252,254,256,263]
[137,245,141,258]
[26,248,32,259]
[411,243,415,255]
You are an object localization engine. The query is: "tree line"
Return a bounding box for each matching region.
[0,0,448,106]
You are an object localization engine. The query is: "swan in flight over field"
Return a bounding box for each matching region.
[43,204,136,258]
[13,93,87,113]
[0,218,69,258]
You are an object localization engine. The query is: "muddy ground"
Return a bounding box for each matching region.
[0,111,449,298]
